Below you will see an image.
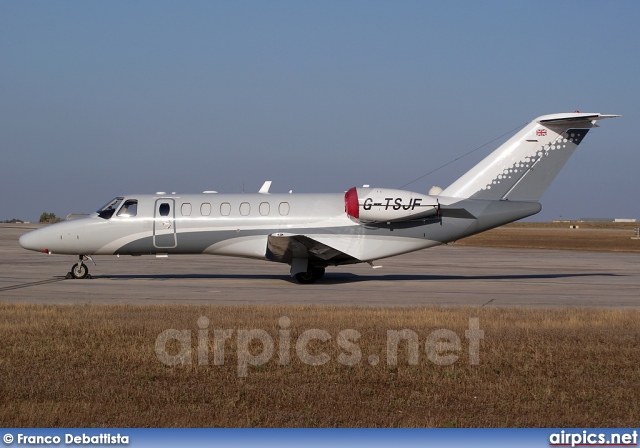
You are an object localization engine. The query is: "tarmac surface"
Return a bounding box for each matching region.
[2,224,639,307]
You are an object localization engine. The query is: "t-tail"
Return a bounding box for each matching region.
[440,113,620,201]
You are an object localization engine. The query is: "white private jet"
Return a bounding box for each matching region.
[19,112,618,283]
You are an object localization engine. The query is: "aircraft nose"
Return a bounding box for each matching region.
[19,230,46,252]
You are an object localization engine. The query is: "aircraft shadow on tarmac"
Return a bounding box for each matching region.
[319,272,620,285]
[89,272,620,284]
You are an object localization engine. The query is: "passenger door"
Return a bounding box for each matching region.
[153,199,177,249]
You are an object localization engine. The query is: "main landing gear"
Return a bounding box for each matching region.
[66,255,94,279]
[294,266,325,284]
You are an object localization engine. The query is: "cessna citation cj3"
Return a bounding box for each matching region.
[20,112,618,283]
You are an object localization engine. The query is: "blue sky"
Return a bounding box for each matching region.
[1,1,638,222]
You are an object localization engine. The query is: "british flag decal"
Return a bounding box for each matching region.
[536,129,547,136]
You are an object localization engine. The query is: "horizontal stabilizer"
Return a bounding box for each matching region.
[538,113,620,125]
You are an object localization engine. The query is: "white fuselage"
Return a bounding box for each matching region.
[19,193,445,262]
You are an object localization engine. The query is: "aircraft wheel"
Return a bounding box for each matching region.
[313,267,325,280]
[70,262,89,279]
[295,270,317,284]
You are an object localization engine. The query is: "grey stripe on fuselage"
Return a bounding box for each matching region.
[114,194,541,262]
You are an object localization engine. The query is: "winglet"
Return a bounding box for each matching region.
[259,181,272,194]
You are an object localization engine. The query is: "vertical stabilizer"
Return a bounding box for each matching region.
[440,113,619,201]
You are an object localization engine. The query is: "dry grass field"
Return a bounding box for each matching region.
[1,304,639,428]
[454,222,640,252]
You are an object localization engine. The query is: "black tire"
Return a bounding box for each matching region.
[295,270,317,284]
[313,267,325,280]
[71,262,89,279]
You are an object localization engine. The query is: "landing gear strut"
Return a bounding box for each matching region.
[294,267,325,284]
[66,255,93,279]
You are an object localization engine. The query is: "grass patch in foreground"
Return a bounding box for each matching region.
[0,304,638,427]
[455,226,640,252]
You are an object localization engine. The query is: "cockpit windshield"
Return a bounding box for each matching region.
[117,199,138,217]
[96,197,124,220]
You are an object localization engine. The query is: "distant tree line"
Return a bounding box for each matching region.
[39,212,62,224]
[0,213,65,224]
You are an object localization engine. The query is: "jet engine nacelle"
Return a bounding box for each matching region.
[344,187,439,223]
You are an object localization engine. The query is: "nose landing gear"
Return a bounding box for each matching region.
[66,255,95,279]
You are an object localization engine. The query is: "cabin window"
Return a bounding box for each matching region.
[117,199,138,217]
[259,202,270,216]
[279,202,290,216]
[201,203,211,216]
[97,197,124,219]
[240,202,251,216]
[159,203,171,217]
[181,203,192,216]
[220,202,231,216]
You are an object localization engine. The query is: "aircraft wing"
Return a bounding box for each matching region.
[266,234,362,265]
